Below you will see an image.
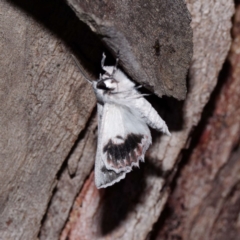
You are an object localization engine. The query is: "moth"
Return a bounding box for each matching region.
[74,53,170,188]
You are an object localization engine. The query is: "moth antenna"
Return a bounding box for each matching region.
[101,52,106,70]
[99,73,102,82]
[127,94,151,100]
[71,54,93,84]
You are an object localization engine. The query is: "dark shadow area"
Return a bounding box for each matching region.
[151,95,184,132]
[138,87,185,132]
[149,58,232,240]
[100,159,171,236]
[99,164,146,235]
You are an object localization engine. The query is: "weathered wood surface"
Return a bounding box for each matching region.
[0,0,235,240]
[66,0,193,100]
[0,0,98,239]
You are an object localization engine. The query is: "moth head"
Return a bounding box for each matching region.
[96,67,119,92]
[98,66,135,92]
[73,52,135,96]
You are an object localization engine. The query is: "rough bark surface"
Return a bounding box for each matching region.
[66,0,193,100]
[0,0,236,240]
[155,4,240,239]
[0,0,98,239]
[40,114,97,240]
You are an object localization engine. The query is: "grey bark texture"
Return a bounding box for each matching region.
[0,0,236,240]
[66,0,193,100]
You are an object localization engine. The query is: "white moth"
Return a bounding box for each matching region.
[74,53,170,188]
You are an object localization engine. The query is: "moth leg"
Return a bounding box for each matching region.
[111,85,142,94]
[111,50,120,76]
[111,89,132,95]
[101,52,106,69]
[135,85,142,90]
[126,94,151,100]
[114,51,120,70]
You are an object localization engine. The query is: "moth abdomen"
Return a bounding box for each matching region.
[133,97,171,136]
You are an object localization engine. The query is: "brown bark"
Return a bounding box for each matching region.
[154,4,240,240]
[0,0,237,240]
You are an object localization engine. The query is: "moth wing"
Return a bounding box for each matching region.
[97,103,103,135]
[95,103,129,188]
[101,103,152,172]
[94,154,129,189]
[95,103,152,188]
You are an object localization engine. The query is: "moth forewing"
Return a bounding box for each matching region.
[94,136,129,189]
[98,103,151,174]
[95,104,130,188]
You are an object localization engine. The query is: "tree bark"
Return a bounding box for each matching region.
[65,0,193,100]
[154,4,240,239]
[0,0,237,240]
[0,0,97,239]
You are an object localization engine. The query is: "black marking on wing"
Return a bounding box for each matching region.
[103,134,144,169]
[116,135,123,139]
